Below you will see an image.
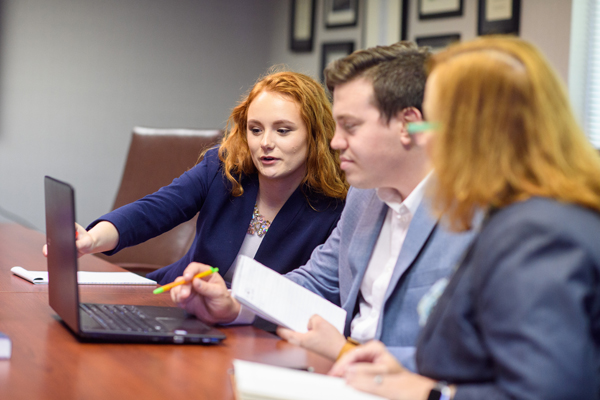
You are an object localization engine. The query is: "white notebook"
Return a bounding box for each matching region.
[11,266,157,285]
[233,359,386,400]
[231,256,346,334]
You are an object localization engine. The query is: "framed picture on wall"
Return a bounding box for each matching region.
[418,0,463,20]
[364,0,409,48]
[290,0,316,52]
[416,34,460,52]
[478,0,521,35]
[324,0,358,28]
[321,42,355,81]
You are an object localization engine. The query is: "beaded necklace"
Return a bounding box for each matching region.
[247,204,271,237]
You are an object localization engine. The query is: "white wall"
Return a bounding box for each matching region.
[0,0,575,231]
[0,0,277,230]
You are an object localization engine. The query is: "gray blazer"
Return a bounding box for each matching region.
[286,187,475,371]
[416,197,600,399]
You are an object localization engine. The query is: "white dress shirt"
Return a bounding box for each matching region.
[350,174,430,342]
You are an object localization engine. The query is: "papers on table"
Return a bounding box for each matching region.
[0,332,11,360]
[11,266,156,285]
[232,359,386,400]
[231,256,346,334]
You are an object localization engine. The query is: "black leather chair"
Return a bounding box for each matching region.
[95,126,222,275]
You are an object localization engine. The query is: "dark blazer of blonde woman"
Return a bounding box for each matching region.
[417,197,600,400]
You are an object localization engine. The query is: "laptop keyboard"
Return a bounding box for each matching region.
[81,304,165,333]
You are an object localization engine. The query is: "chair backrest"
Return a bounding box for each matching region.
[96,126,223,274]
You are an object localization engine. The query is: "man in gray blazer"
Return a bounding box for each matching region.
[171,42,475,371]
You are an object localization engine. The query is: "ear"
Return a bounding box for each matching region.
[396,107,423,146]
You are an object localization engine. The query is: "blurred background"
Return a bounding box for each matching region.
[0,0,586,231]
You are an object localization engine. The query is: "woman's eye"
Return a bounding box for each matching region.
[277,128,291,134]
[249,127,262,135]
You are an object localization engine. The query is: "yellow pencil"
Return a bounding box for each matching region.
[152,267,219,294]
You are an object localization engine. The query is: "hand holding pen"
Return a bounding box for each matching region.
[153,267,219,294]
[168,262,240,325]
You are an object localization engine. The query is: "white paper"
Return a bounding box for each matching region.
[233,359,386,400]
[0,333,11,360]
[420,0,460,14]
[231,256,346,334]
[11,266,156,285]
[486,0,512,21]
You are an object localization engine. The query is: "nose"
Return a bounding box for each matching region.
[260,130,275,150]
[330,128,347,151]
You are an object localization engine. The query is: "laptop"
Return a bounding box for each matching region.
[44,175,226,344]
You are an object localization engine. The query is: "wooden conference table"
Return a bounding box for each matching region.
[0,223,333,399]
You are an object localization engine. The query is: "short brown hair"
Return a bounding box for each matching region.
[217,69,348,201]
[428,36,600,230]
[324,41,430,122]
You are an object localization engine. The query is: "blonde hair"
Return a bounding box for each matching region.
[428,36,600,230]
[214,69,347,200]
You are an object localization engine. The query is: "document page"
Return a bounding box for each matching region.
[231,256,346,333]
[233,359,386,400]
[11,266,156,285]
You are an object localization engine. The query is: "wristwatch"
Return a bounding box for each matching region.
[427,381,451,400]
[336,337,360,360]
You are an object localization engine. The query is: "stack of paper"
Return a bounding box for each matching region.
[11,266,156,285]
[0,333,11,360]
[231,256,346,333]
[233,359,386,400]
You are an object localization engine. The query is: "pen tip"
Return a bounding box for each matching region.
[153,287,164,295]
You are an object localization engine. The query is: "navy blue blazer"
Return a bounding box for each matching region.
[416,197,600,399]
[91,148,344,285]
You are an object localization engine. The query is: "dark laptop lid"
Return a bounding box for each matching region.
[43,176,226,344]
[44,175,81,333]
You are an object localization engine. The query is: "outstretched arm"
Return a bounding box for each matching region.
[43,221,119,258]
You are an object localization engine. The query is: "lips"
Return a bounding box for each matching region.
[339,157,353,170]
[260,156,279,165]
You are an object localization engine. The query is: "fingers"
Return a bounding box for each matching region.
[181,262,213,281]
[346,362,390,377]
[344,369,396,398]
[276,327,301,346]
[307,314,325,330]
[170,276,190,304]
[190,270,227,298]
[42,244,48,257]
[329,341,385,377]
[329,341,402,378]
[74,222,86,235]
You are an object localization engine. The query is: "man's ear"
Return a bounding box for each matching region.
[397,107,423,145]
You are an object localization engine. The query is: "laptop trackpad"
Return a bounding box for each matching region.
[156,317,212,334]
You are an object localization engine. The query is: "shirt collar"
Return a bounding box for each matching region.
[376,172,432,215]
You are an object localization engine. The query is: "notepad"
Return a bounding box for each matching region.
[232,359,386,400]
[11,266,157,285]
[231,256,346,334]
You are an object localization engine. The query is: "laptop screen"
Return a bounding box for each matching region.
[45,176,81,333]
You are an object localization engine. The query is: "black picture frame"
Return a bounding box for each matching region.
[401,0,410,41]
[290,0,316,52]
[321,42,355,82]
[324,0,359,29]
[418,0,463,20]
[415,34,460,52]
[478,0,521,36]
